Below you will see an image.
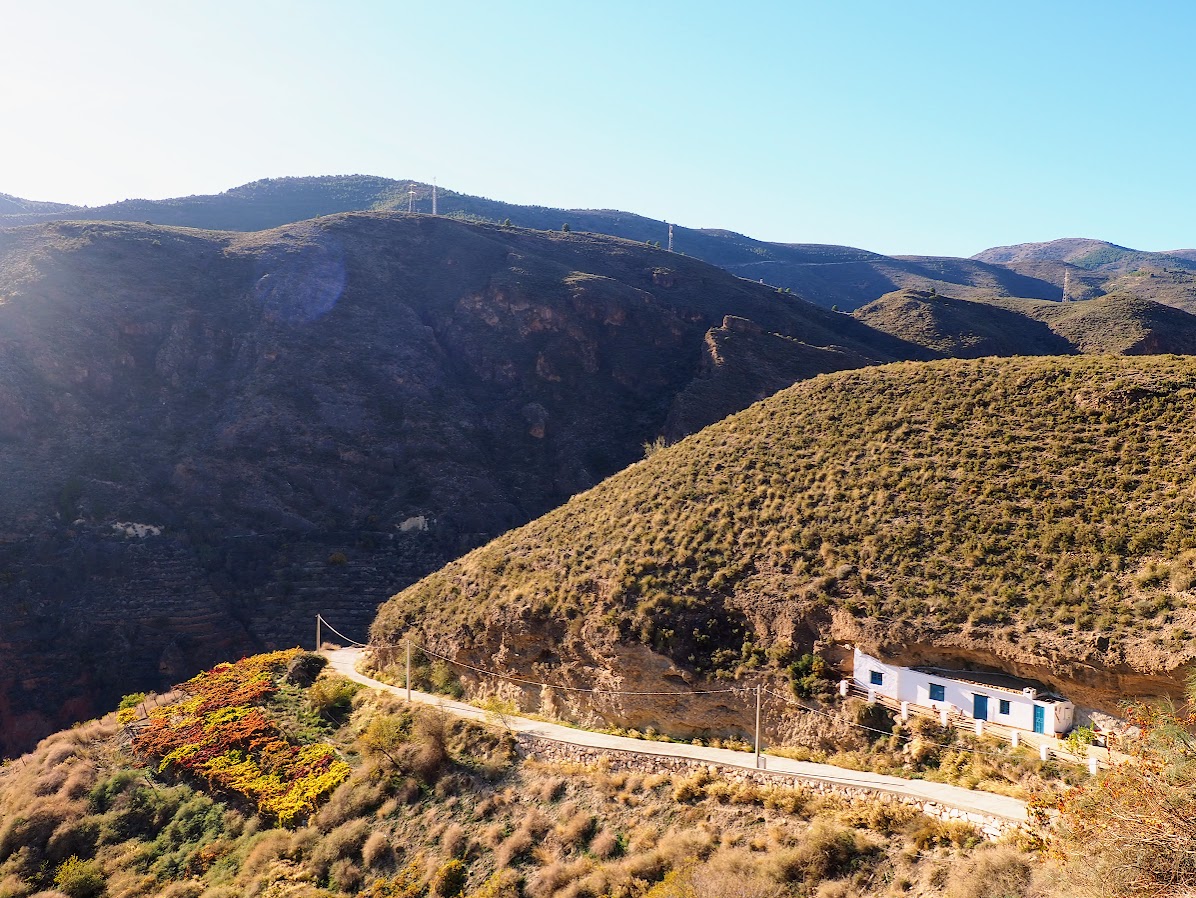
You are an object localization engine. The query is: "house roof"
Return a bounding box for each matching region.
[912,665,1069,704]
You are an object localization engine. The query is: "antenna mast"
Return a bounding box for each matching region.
[432,179,438,216]
[408,188,414,214]
[667,223,674,253]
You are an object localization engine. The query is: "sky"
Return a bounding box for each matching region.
[2,1,1193,257]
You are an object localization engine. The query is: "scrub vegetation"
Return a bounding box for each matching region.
[374,356,1196,693]
[0,652,1051,898]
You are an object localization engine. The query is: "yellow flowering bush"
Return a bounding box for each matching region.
[133,649,350,825]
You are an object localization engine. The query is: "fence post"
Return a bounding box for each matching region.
[839,680,850,698]
[1088,755,1099,775]
[900,701,909,722]
[940,707,949,727]
[1040,743,1050,762]
[1011,730,1020,748]
[975,719,984,737]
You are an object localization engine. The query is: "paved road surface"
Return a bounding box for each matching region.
[324,647,1027,824]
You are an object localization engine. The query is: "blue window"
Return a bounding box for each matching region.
[929,683,945,701]
[999,699,1011,715]
[869,670,884,686]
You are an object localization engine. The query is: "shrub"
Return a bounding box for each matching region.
[285,652,328,687]
[942,844,1033,898]
[54,856,105,898]
[308,675,360,722]
[790,654,830,698]
[430,859,468,897]
[117,692,147,712]
[590,828,622,859]
[362,830,393,868]
[768,821,878,884]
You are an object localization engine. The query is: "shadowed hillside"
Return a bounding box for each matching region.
[374,355,1196,724]
[0,212,922,756]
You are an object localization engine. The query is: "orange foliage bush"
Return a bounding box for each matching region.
[133,650,350,825]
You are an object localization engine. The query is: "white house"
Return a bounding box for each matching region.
[852,648,1074,736]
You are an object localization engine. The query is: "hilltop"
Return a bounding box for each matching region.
[16,176,1196,315]
[0,177,1069,310]
[16,176,1196,316]
[0,211,923,756]
[855,289,1196,357]
[373,355,1196,721]
[973,238,1196,314]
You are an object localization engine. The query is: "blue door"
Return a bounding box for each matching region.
[973,694,988,721]
[1033,705,1045,734]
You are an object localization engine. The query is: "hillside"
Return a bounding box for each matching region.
[973,238,1196,314]
[854,289,1196,357]
[0,176,878,273]
[0,193,78,216]
[994,293,1196,354]
[852,291,1073,357]
[0,212,927,756]
[373,355,1196,721]
[0,650,1049,898]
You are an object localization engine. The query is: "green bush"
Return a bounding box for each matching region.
[308,675,361,722]
[54,855,106,898]
[789,653,830,697]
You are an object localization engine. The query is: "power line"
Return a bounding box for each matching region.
[317,615,742,697]
[316,614,1094,769]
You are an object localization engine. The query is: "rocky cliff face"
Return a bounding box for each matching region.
[0,213,918,756]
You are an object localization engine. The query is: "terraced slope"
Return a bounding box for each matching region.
[374,356,1196,716]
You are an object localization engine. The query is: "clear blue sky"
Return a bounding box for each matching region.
[3,1,1192,256]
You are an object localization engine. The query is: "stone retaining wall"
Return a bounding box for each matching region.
[519,735,1021,840]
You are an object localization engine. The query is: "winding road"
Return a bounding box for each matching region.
[323,647,1028,825]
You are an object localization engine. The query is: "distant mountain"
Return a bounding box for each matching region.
[972,238,1196,314]
[854,289,1196,358]
[973,237,1196,273]
[0,211,924,756]
[0,176,1067,311]
[0,192,79,216]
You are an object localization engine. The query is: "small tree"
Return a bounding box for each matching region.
[561,222,571,233]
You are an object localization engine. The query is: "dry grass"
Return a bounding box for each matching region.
[0,653,1055,898]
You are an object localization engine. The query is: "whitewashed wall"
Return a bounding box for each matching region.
[852,649,1073,735]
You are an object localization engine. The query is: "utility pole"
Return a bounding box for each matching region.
[667,223,674,253]
[432,179,438,216]
[408,189,414,213]
[406,639,412,702]
[754,684,762,769]
[315,614,321,652]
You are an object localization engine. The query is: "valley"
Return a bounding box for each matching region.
[2,179,1195,898]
